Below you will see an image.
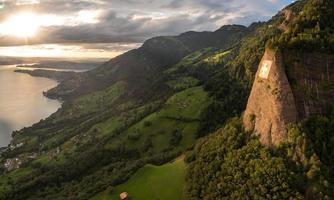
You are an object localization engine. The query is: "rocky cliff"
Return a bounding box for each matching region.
[283,51,334,119]
[243,48,298,146]
[244,48,334,146]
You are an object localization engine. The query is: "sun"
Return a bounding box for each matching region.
[0,12,40,38]
[0,10,102,39]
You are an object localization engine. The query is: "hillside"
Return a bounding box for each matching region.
[188,0,334,199]
[46,25,248,100]
[187,113,334,199]
[0,0,333,199]
[244,0,334,146]
[0,24,252,199]
[91,157,186,200]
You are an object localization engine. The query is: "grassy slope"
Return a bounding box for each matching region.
[0,25,251,199]
[56,81,126,120]
[11,81,127,148]
[91,157,186,200]
[89,87,208,199]
[166,48,231,75]
[0,86,209,198]
[114,86,210,153]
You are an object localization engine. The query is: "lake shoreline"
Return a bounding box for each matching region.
[15,69,77,82]
[0,65,62,148]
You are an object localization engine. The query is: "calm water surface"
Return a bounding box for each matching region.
[0,65,61,147]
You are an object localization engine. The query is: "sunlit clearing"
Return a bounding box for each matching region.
[0,13,39,38]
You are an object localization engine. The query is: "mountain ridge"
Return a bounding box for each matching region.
[46,24,248,100]
[0,23,252,200]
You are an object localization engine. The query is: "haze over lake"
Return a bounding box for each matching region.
[0,65,61,147]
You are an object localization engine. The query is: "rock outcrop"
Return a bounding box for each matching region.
[283,51,334,119]
[244,48,334,146]
[243,48,298,146]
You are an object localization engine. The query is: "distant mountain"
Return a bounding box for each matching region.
[17,61,99,70]
[15,69,77,82]
[0,57,102,70]
[46,25,248,99]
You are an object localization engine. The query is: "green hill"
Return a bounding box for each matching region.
[275,0,334,52]
[91,157,186,200]
[186,0,334,199]
[187,112,334,199]
[0,22,252,200]
[46,25,248,100]
[0,12,279,200]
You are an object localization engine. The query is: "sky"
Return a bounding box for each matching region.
[0,0,293,58]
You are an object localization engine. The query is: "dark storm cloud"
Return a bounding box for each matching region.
[0,0,292,47]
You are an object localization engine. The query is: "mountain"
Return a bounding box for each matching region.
[0,24,250,200]
[243,48,334,146]
[244,0,334,146]
[1,0,334,199]
[188,0,334,199]
[46,25,247,100]
[0,57,102,70]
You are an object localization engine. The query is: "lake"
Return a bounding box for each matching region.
[0,65,61,147]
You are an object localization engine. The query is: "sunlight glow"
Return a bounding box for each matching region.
[0,10,102,38]
[76,10,100,24]
[0,13,40,38]
[0,44,127,58]
[16,0,40,5]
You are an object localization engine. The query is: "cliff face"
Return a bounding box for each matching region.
[243,49,298,146]
[244,48,334,146]
[283,51,334,119]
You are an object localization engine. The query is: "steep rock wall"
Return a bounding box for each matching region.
[244,48,334,146]
[243,49,298,146]
[283,51,334,119]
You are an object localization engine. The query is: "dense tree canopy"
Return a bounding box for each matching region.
[186,119,304,200]
[276,0,334,52]
[187,107,334,199]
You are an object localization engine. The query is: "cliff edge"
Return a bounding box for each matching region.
[244,48,334,146]
[243,48,298,146]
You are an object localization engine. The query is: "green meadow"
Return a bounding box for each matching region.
[91,157,186,200]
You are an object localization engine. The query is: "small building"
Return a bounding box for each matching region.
[119,192,128,200]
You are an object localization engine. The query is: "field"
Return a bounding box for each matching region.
[2,86,208,199]
[113,86,210,153]
[166,48,231,76]
[91,157,186,200]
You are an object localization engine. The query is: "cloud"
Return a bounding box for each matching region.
[0,0,292,47]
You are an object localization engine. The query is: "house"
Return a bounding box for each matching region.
[119,192,128,200]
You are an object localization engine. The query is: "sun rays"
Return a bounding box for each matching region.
[0,10,101,39]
